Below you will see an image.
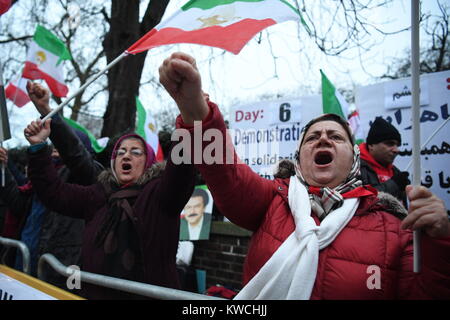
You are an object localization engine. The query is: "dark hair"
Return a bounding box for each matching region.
[191,188,209,207]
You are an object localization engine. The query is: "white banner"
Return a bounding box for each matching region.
[0,272,56,300]
[384,77,429,110]
[229,70,450,210]
[230,96,322,179]
[356,70,450,210]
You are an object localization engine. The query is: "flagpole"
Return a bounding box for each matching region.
[42,51,129,122]
[1,141,4,187]
[411,0,421,273]
[0,62,11,187]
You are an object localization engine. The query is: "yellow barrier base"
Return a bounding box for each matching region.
[0,264,84,300]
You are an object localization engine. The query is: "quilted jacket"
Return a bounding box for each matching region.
[177,102,450,299]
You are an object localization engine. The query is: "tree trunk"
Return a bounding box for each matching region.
[101,0,169,138]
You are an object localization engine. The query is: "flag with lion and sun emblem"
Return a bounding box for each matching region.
[127,0,309,55]
[136,96,164,162]
[22,25,71,97]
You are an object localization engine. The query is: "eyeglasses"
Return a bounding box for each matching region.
[116,148,145,157]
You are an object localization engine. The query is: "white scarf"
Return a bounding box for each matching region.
[235,176,359,300]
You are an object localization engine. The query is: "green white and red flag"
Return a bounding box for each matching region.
[22,25,71,97]
[63,116,107,154]
[136,97,164,162]
[321,69,365,144]
[127,0,309,55]
[5,77,30,108]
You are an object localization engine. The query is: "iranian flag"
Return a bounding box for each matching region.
[63,116,107,153]
[5,77,30,108]
[136,97,164,162]
[347,109,365,144]
[22,25,71,97]
[0,0,11,15]
[321,69,364,144]
[127,0,309,55]
[321,69,346,118]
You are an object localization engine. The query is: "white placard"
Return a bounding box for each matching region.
[230,96,322,179]
[0,272,56,300]
[384,77,429,110]
[357,70,450,210]
[229,71,450,211]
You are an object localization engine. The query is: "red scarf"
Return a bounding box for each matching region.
[309,185,377,199]
[359,143,394,183]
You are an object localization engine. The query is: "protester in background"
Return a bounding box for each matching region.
[180,188,212,241]
[0,82,103,290]
[0,148,29,267]
[25,118,196,299]
[359,117,410,204]
[159,52,450,299]
[175,241,196,291]
[0,146,47,275]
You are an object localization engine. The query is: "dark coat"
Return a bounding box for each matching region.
[28,144,196,300]
[359,158,407,204]
[0,114,104,284]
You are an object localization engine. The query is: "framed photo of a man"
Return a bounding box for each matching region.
[179,186,213,241]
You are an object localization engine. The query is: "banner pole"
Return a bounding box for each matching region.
[411,0,421,273]
[0,61,12,187]
[42,51,128,121]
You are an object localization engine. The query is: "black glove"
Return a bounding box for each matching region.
[391,171,410,190]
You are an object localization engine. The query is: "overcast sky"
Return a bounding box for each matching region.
[3,0,445,148]
[138,0,442,116]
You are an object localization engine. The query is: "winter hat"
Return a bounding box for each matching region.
[366,117,401,146]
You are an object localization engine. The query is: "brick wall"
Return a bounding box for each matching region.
[190,222,252,291]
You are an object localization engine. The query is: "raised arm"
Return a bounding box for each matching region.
[24,120,104,220]
[27,81,104,185]
[158,52,209,125]
[159,52,275,231]
[155,143,196,216]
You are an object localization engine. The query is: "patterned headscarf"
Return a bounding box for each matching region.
[294,114,362,220]
[110,133,156,185]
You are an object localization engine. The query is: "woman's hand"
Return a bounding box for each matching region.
[401,185,450,238]
[24,119,52,145]
[26,81,52,116]
[159,52,209,125]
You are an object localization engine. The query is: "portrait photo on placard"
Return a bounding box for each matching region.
[179,185,213,241]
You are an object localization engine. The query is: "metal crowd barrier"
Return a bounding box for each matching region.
[0,236,30,274]
[38,253,225,300]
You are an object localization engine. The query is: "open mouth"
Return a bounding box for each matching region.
[187,213,199,218]
[122,163,132,171]
[314,151,333,165]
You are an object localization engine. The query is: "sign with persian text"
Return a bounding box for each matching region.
[384,78,430,110]
[229,71,449,210]
[357,70,450,209]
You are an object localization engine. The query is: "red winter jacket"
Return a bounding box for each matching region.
[177,102,450,299]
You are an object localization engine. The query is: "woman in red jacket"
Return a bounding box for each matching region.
[159,52,450,300]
